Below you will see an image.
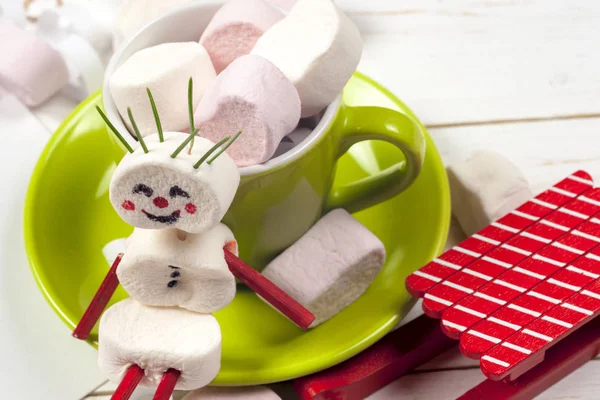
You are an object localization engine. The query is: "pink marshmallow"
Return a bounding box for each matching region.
[0,21,69,106]
[199,0,284,74]
[195,55,301,167]
[182,386,281,400]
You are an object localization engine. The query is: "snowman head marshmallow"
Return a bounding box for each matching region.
[101,79,242,234]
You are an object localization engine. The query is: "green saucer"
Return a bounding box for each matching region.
[24,72,450,385]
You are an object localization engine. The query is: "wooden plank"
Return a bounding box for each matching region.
[335,0,600,126]
[428,117,600,195]
[366,360,600,399]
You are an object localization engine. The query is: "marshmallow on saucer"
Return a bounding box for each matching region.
[118,224,237,313]
[200,0,284,74]
[262,209,385,327]
[0,21,69,106]
[98,298,221,390]
[448,150,532,237]
[195,55,300,166]
[109,132,240,234]
[110,42,216,137]
[251,0,362,117]
[183,386,281,399]
[113,0,193,49]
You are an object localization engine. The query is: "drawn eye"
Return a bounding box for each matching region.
[169,185,190,199]
[133,183,153,197]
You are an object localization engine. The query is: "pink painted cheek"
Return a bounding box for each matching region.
[121,200,135,211]
[185,203,197,214]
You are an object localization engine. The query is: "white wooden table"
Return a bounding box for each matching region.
[4,0,599,398]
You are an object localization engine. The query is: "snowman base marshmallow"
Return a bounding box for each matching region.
[98,298,221,391]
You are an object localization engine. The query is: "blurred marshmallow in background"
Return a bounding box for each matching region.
[0,0,119,106]
[112,0,195,50]
[0,20,69,106]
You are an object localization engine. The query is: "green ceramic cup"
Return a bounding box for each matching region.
[222,103,426,268]
[103,1,426,268]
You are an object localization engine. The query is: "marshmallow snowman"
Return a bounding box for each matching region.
[109,131,240,234]
[96,122,242,391]
[118,224,238,313]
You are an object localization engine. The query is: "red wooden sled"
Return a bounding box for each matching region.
[295,171,600,399]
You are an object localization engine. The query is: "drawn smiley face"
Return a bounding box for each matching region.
[109,132,240,234]
[121,183,196,225]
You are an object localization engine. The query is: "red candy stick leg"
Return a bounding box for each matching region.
[294,314,457,400]
[459,316,600,400]
[112,364,144,400]
[153,369,180,400]
[223,249,315,330]
[73,253,123,340]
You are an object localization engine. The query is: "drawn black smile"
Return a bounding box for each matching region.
[141,209,181,224]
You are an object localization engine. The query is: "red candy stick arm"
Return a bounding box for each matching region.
[294,314,456,400]
[73,254,123,340]
[223,249,315,330]
[153,369,180,400]
[458,316,600,400]
[112,364,144,400]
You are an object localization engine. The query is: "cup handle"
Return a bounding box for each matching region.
[324,105,427,213]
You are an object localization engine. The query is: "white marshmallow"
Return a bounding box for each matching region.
[109,132,240,234]
[272,127,311,158]
[199,0,284,74]
[183,386,281,399]
[251,0,362,117]
[113,0,193,49]
[102,238,128,265]
[98,298,221,390]
[110,42,216,137]
[262,209,385,327]
[447,150,532,237]
[287,126,312,145]
[118,224,237,313]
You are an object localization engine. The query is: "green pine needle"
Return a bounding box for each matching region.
[193,136,231,169]
[171,129,197,158]
[207,130,242,165]
[187,77,196,151]
[127,107,148,153]
[96,106,134,153]
[146,88,164,142]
